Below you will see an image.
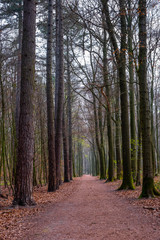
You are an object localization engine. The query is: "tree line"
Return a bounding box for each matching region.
[0,0,160,206]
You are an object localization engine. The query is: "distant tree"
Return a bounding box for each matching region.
[62,107,70,182]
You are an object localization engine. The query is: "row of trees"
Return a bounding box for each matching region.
[0,0,160,205]
[68,0,160,197]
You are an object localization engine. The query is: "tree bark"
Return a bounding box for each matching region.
[55,0,64,189]
[67,36,73,180]
[46,0,56,192]
[62,108,70,182]
[128,0,137,181]
[102,25,114,182]
[101,0,134,189]
[15,0,22,142]
[13,0,36,206]
[93,94,106,179]
[138,0,160,197]
[115,83,122,179]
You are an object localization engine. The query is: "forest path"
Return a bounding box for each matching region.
[24,175,160,240]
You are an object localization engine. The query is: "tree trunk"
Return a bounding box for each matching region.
[46,0,56,192]
[0,66,7,187]
[136,120,142,186]
[118,0,134,190]
[62,109,70,182]
[72,140,76,177]
[15,0,22,142]
[67,36,73,180]
[13,0,23,185]
[102,26,114,182]
[155,104,159,173]
[0,49,2,194]
[138,0,160,198]
[93,94,106,179]
[128,0,137,181]
[151,71,155,176]
[40,108,48,184]
[55,0,64,189]
[115,83,122,179]
[102,0,134,189]
[13,0,36,206]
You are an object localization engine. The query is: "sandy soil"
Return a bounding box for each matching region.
[22,175,160,240]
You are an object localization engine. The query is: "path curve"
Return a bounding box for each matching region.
[24,175,160,240]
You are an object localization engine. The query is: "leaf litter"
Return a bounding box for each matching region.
[0,176,160,239]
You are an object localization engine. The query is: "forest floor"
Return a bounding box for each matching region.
[0,175,160,240]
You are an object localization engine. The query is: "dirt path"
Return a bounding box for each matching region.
[23,175,160,240]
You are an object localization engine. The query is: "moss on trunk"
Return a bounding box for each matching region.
[139,177,160,198]
[118,177,135,190]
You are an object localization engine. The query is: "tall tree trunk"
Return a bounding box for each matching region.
[138,0,160,197]
[55,0,64,189]
[72,140,76,177]
[0,67,7,187]
[93,94,106,179]
[67,36,73,180]
[13,0,23,184]
[128,0,137,181]
[155,104,159,173]
[15,0,22,141]
[39,107,48,184]
[98,95,106,178]
[150,68,156,175]
[0,48,2,194]
[62,108,70,182]
[102,26,114,182]
[46,0,56,192]
[136,118,142,186]
[101,0,134,189]
[118,0,134,189]
[13,0,36,206]
[115,83,122,179]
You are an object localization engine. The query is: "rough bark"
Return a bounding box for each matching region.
[62,109,70,182]
[15,0,22,142]
[115,83,122,179]
[67,36,73,180]
[102,27,114,181]
[118,0,134,190]
[13,0,23,185]
[40,108,48,184]
[155,105,159,173]
[138,0,160,198]
[136,122,142,186]
[128,0,137,181]
[0,50,2,194]
[55,0,64,189]
[46,0,56,192]
[0,61,7,187]
[101,0,134,189]
[93,94,106,180]
[13,0,36,206]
